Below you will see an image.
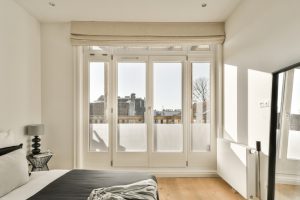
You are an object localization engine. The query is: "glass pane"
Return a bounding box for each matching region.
[89,62,109,152]
[117,63,147,152]
[275,69,300,200]
[153,63,183,152]
[276,73,284,150]
[191,63,211,151]
[287,68,300,159]
[277,73,284,114]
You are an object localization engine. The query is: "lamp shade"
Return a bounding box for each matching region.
[27,124,44,136]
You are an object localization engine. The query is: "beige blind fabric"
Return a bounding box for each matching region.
[70,21,225,45]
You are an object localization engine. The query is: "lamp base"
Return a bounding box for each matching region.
[32,136,41,155]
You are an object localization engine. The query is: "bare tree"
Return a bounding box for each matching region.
[193,78,209,102]
[193,78,209,123]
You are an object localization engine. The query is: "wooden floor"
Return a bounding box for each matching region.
[157,177,245,200]
[275,184,300,200]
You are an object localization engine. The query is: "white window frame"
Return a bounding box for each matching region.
[187,55,216,168]
[149,56,187,167]
[82,51,113,169]
[78,46,218,170]
[113,56,149,167]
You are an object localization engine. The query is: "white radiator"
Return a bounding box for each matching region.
[217,138,256,199]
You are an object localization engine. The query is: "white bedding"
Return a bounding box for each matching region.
[0,170,69,200]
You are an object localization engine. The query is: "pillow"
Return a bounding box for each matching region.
[0,144,23,156]
[0,130,15,148]
[0,149,29,197]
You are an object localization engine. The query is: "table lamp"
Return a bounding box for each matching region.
[27,124,44,155]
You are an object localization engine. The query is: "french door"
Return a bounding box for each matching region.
[83,55,112,169]
[149,56,187,167]
[82,53,214,169]
[188,56,215,168]
[113,56,149,167]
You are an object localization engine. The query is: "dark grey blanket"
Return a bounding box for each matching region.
[28,170,158,200]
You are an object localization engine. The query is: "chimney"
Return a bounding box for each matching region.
[131,93,136,101]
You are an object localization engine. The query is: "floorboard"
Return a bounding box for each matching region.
[275,184,300,200]
[157,177,245,200]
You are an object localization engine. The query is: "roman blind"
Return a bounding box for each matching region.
[70,21,225,45]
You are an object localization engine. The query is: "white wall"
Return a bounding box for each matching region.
[247,70,272,200]
[0,1,74,170]
[248,70,272,155]
[224,1,300,199]
[223,65,237,142]
[41,23,74,169]
[0,0,41,151]
[225,0,300,73]
[223,65,248,144]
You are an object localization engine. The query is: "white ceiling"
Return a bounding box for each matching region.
[14,0,241,23]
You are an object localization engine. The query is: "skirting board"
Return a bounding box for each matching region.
[153,170,218,177]
[73,167,218,177]
[276,173,300,185]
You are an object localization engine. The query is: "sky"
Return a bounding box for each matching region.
[89,62,210,110]
[153,63,182,110]
[90,62,105,102]
[118,63,146,99]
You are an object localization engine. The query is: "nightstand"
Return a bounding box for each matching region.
[27,152,53,172]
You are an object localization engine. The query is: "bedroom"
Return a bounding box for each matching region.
[0,0,300,199]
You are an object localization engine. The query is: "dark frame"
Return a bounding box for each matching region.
[267,62,300,200]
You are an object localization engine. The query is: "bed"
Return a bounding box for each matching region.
[1,169,158,200]
[0,130,159,200]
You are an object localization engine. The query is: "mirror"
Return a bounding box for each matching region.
[269,65,300,200]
